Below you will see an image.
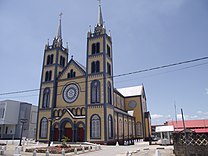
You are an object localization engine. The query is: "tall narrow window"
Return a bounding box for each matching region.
[67,69,76,78]
[96,42,100,53]
[136,122,142,136]
[40,117,48,138]
[45,71,48,82]
[107,45,111,57]
[107,82,112,104]
[96,61,100,73]
[49,71,52,81]
[107,63,111,75]
[90,114,101,138]
[50,54,54,64]
[47,55,50,65]
[91,62,96,73]
[91,42,100,55]
[92,44,96,55]
[42,88,50,108]
[91,80,100,103]
[108,115,113,138]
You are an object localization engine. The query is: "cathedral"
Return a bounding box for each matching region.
[36,2,151,145]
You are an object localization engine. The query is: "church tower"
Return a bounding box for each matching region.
[86,1,114,144]
[36,14,68,141]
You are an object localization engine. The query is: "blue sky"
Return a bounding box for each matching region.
[0,0,208,124]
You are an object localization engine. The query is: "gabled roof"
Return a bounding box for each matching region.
[58,58,86,79]
[117,85,144,97]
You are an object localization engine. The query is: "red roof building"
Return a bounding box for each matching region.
[166,119,208,133]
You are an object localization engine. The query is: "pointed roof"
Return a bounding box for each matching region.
[57,58,86,80]
[97,0,104,27]
[56,13,63,39]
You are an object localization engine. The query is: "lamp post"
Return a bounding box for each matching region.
[48,117,59,146]
[19,119,27,146]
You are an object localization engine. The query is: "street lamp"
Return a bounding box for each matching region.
[19,119,27,146]
[48,117,59,146]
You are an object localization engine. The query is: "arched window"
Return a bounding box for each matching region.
[60,56,65,67]
[107,82,112,104]
[47,55,50,65]
[49,71,52,81]
[68,69,76,78]
[108,115,113,138]
[107,45,111,57]
[136,122,142,136]
[40,117,48,138]
[91,62,96,73]
[42,88,50,108]
[91,42,100,55]
[90,114,101,138]
[92,43,96,55]
[96,42,100,53]
[46,55,54,65]
[119,119,123,137]
[45,71,48,82]
[91,80,100,103]
[45,71,52,82]
[107,63,111,75]
[96,61,100,72]
[50,54,54,64]
[91,61,100,74]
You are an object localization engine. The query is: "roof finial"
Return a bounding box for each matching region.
[57,12,63,39]
[97,0,104,27]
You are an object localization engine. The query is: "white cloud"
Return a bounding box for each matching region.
[206,89,208,94]
[151,114,164,119]
[197,110,203,114]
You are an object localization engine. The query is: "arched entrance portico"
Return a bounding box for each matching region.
[60,118,74,142]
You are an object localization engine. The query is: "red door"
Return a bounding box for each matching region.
[53,128,59,141]
[65,128,73,142]
[78,127,84,142]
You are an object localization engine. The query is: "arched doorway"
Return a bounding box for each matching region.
[77,123,85,142]
[62,122,73,142]
[53,124,59,141]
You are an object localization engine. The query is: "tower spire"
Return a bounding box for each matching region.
[57,12,63,39]
[53,13,63,48]
[97,0,104,27]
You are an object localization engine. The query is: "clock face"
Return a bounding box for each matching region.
[128,100,137,109]
[63,84,79,103]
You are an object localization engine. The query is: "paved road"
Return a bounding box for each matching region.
[0,140,175,156]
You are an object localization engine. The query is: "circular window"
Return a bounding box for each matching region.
[128,100,137,108]
[63,83,79,103]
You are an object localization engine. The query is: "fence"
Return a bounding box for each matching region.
[173,131,208,156]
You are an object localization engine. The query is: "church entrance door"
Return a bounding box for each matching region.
[53,126,59,141]
[64,122,73,141]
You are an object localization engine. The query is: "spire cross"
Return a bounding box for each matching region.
[98,0,101,6]
[59,12,63,20]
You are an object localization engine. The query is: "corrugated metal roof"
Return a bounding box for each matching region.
[117,85,143,97]
[167,120,208,129]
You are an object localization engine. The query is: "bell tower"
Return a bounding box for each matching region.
[85,1,114,144]
[36,14,68,141]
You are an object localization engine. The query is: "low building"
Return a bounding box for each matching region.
[166,119,208,133]
[0,100,38,139]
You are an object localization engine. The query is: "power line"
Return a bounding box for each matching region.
[0,56,207,96]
